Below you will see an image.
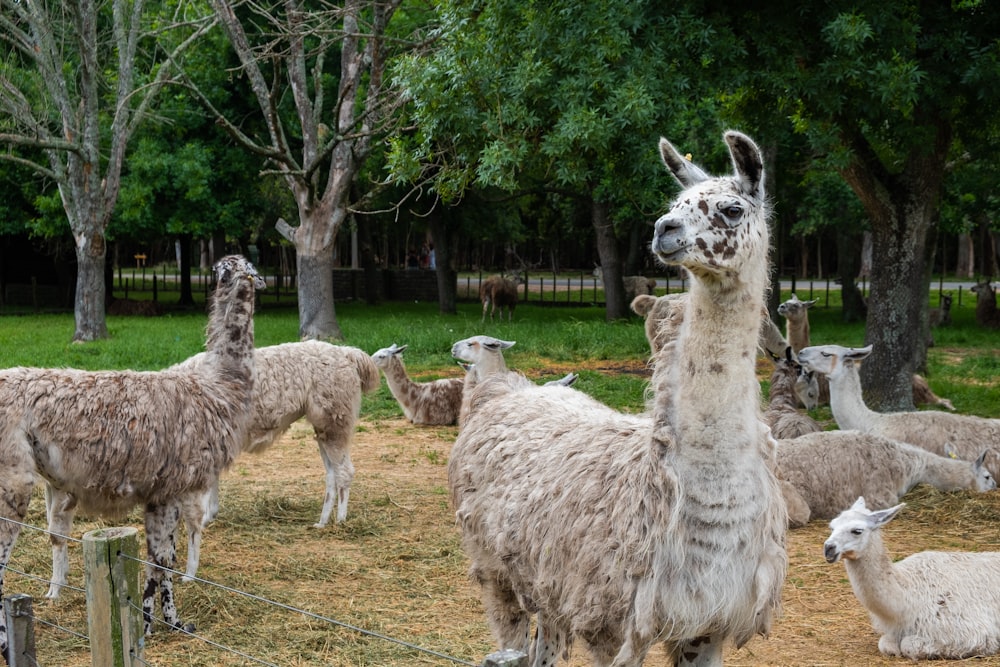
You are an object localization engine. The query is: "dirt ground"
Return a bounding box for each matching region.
[10,412,1000,666]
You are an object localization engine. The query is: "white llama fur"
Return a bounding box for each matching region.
[778,431,994,528]
[451,335,515,427]
[763,349,821,441]
[798,344,1000,478]
[825,497,1000,659]
[594,265,658,304]
[371,344,465,425]
[971,279,1000,329]
[0,256,263,650]
[448,132,787,666]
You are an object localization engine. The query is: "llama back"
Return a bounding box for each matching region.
[865,411,1000,478]
[0,366,245,515]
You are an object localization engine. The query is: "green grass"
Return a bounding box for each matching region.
[0,290,996,417]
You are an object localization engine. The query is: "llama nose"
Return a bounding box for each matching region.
[654,214,680,238]
[823,542,839,563]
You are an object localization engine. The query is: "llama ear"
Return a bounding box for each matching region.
[724,131,765,200]
[850,496,867,511]
[804,299,818,308]
[847,345,874,362]
[976,449,989,468]
[871,503,905,527]
[659,137,710,187]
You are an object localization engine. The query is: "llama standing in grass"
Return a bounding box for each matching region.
[0,256,263,652]
[798,344,1000,478]
[46,340,381,588]
[371,343,465,425]
[449,131,786,666]
[971,279,1000,328]
[594,265,658,304]
[480,275,520,323]
[825,497,1000,659]
[777,294,816,354]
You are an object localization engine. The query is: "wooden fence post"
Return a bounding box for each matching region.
[84,527,143,667]
[4,594,36,667]
[482,648,527,667]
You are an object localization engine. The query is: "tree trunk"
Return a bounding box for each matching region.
[835,223,868,323]
[955,232,974,278]
[357,213,381,305]
[72,231,108,342]
[427,205,457,314]
[591,197,627,320]
[296,252,342,340]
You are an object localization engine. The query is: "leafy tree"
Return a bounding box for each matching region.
[389,0,736,320]
[0,0,214,340]
[727,1,1000,409]
[183,0,411,340]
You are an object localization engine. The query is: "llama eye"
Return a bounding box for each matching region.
[721,205,743,219]
[851,528,863,535]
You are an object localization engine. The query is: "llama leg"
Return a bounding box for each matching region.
[142,502,193,635]
[472,566,531,654]
[530,614,564,667]
[314,437,354,527]
[202,480,220,526]
[44,485,77,599]
[0,461,35,662]
[672,635,723,667]
[180,493,206,583]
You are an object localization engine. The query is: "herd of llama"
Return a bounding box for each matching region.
[2,131,999,666]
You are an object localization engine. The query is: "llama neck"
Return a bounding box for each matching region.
[914,452,974,493]
[656,276,765,455]
[203,280,256,389]
[787,319,810,354]
[383,358,418,394]
[768,365,798,411]
[827,364,877,432]
[844,534,906,623]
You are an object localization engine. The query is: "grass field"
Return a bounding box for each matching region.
[0,292,997,666]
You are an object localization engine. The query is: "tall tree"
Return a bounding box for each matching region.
[729,1,1000,409]
[193,0,406,340]
[0,0,214,341]
[389,0,734,320]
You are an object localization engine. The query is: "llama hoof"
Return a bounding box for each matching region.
[311,522,327,529]
[173,621,196,633]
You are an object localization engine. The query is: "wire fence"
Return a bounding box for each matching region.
[0,517,516,667]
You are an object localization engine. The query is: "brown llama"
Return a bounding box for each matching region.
[480,274,520,323]
[449,131,787,666]
[0,255,264,653]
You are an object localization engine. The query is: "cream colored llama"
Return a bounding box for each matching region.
[449,131,787,666]
[0,256,263,652]
[777,293,816,354]
[451,335,515,427]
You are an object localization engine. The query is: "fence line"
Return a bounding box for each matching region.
[1,516,514,666]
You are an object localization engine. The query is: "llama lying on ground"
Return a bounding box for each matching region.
[971,279,1000,328]
[593,265,657,304]
[451,335,516,427]
[798,344,1000,478]
[825,497,1000,659]
[449,131,786,665]
[777,431,993,528]
[764,349,821,440]
[371,344,465,426]
[0,256,263,650]
[480,275,519,323]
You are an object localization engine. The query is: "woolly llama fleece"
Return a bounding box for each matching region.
[448,131,787,666]
[0,255,264,657]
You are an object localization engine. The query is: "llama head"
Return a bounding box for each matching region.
[371,343,407,368]
[971,279,995,302]
[214,255,266,291]
[451,335,516,365]
[797,344,872,381]
[824,497,904,563]
[777,294,817,322]
[651,131,769,284]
